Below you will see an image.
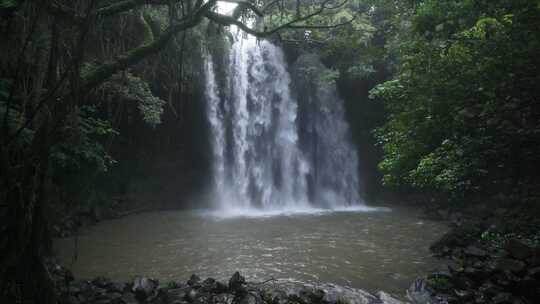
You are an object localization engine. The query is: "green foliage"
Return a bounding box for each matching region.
[0,0,18,9]
[296,54,339,85]
[101,72,165,126]
[0,79,34,145]
[372,0,540,201]
[51,106,117,174]
[49,105,117,210]
[427,276,452,293]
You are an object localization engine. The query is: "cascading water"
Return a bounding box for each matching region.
[292,54,362,208]
[203,33,362,213]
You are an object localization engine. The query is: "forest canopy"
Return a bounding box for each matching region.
[1,0,540,303]
[371,0,540,205]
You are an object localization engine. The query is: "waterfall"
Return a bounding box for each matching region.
[292,54,362,208]
[203,36,363,213]
[203,53,226,197]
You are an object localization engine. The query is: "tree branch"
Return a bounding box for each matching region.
[220,0,263,17]
[205,0,348,37]
[80,0,216,93]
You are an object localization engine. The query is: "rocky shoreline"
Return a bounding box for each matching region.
[408,208,540,304]
[52,205,540,304]
[53,270,405,304]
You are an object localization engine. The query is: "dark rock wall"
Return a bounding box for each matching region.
[102,73,212,210]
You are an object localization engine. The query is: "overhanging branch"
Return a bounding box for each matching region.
[205,0,353,37]
[80,0,217,93]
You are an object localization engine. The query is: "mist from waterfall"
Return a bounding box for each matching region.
[203,35,363,214]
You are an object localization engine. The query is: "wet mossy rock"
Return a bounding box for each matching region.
[421,219,540,304]
[56,271,406,304]
[505,239,535,260]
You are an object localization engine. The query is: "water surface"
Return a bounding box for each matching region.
[55,207,447,296]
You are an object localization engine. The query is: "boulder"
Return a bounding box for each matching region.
[527,254,540,267]
[261,288,288,304]
[464,245,488,258]
[201,277,228,293]
[228,272,246,295]
[214,293,235,304]
[320,283,379,304]
[186,287,198,302]
[478,282,504,298]
[505,239,534,260]
[67,282,82,295]
[109,282,128,293]
[92,276,111,288]
[406,278,435,304]
[496,258,526,273]
[132,277,158,299]
[491,292,512,304]
[101,292,123,304]
[63,295,80,304]
[167,287,188,301]
[121,292,138,304]
[188,274,201,287]
[376,291,406,304]
[239,293,261,304]
[527,266,540,278]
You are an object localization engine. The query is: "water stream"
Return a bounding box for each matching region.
[204,36,361,213]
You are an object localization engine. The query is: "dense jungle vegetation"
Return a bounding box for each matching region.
[1,0,539,303]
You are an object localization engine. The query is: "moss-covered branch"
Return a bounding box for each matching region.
[80,1,216,93]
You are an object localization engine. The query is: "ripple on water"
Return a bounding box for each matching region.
[55,206,447,297]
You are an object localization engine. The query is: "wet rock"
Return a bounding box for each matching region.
[107,292,122,300]
[463,266,492,282]
[527,266,540,278]
[496,258,525,273]
[288,288,323,304]
[132,276,158,299]
[464,245,488,258]
[214,293,234,304]
[491,292,512,304]
[62,295,80,304]
[188,274,201,287]
[453,289,473,301]
[515,279,540,302]
[240,293,262,304]
[192,293,211,304]
[505,239,533,260]
[167,287,188,301]
[308,289,325,303]
[261,288,288,304]
[449,212,464,227]
[67,282,82,295]
[478,282,504,298]
[453,275,476,290]
[94,292,123,304]
[92,276,112,288]
[320,283,379,304]
[78,281,97,301]
[430,224,484,257]
[214,281,229,293]
[121,292,138,304]
[376,291,405,304]
[109,282,128,293]
[186,288,198,302]
[406,278,435,304]
[228,272,246,295]
[203,278,228,293]
[147,288,169,304]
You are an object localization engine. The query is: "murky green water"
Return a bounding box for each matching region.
[55,207,447,296]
